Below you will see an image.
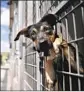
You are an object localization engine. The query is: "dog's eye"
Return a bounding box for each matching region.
[32,28,37,33]
[41,26,53,35]
[40,25,50,31]
[45,29,53,35]
[30,28,38,41]
[44,26,49,31]
[31,28,37,35]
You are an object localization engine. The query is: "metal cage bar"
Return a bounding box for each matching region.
[24,0,84,91]
[56,1,84,23]
[65,11,72,91]
[62,48,65,91]
[40,83,50,91]
[24,63,37,68]
[24,71,37,82]
[81,0,84,30]
[44,1,69,15]
[24,80,33,90]
[56,71,84,77]
[24,51,38,90]
[72,5,81,91]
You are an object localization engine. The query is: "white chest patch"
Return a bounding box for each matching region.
[45,61,55,84]
[53,38,62,53]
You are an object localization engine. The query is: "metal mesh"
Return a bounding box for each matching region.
[24,0,84,91]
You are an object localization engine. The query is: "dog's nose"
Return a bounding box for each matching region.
[37,32,47,43]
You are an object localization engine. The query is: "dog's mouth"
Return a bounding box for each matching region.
[33,40,53,56]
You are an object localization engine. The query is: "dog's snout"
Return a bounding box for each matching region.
[37,32,48,43]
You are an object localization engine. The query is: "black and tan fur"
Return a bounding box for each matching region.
[14,14,84,91]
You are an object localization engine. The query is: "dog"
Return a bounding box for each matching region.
[14,14,84,90]
[14,14,59,90]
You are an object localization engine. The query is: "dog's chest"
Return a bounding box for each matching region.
[45,59,56,84]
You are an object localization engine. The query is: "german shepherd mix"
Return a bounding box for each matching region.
[14,14,84,91]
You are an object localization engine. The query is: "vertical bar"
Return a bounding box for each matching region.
[44,56,47,91]
[34,53,36,90]
[33,53,34,90]
[24,1,27,90]
[39,0,41,17]
[25,0,27,73]
[19,1,26,90]
[60,21,65,91]
[72,5,81,91]
[34,52,37,88]
[36,52,40,90]
[58,0,60,5]
[33,1,36,90]
[25,1,28,90]
[41,52,46,91]
[40,0,42,17]
[81,1,84,30]
[40,69,43,90]
[65,12,72,91]
[61,48,65,91]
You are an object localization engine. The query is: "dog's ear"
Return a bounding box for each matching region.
[39,14,57,27]
[14,25,32,41]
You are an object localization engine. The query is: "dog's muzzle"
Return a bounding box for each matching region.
[37,31,48,43]
[33,40,53,56]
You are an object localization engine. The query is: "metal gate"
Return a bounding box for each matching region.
[24,0,84,91]
[53,0,84,91]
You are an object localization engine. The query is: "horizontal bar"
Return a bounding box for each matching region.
[26,41,33,48]
[45,1,57,14]
[39,67,45,69]
[67,37,84,44]
[24,80,33,90]
[24,63,37,68]
[1,68,9,70]
[45,1,69,16]
[25,51,36,56]
[61,37,84,46]
[54,1,69,13]
[56,70,84,78]
[57,1,84,22]
[24,71,37,82]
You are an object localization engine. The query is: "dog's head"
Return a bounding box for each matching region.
[14,14,58,56]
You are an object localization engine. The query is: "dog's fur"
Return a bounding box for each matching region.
[53,36,84,73]
[14,14,84,91]
[14,14,56,41]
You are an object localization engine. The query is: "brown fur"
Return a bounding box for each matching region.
[14,14,84,90]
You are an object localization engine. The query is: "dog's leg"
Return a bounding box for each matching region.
[47,83,54,91]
